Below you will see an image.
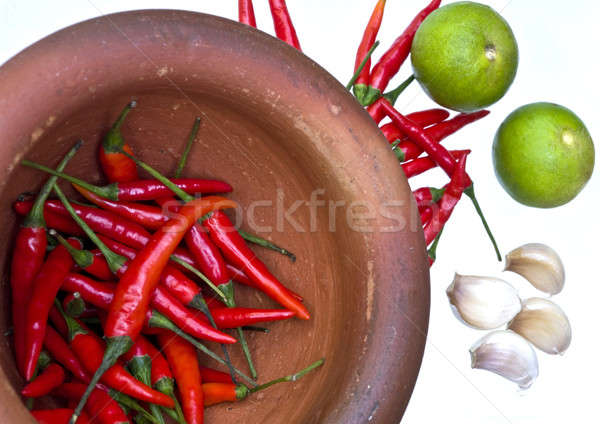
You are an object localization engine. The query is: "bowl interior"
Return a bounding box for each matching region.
[0,10,429,423]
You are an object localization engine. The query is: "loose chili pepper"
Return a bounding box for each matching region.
[401,149,471,178]
[43,326,90,382]
[54,302,174,415]
[427,227,444,267]
[72,196,236,423]
[420,206,433,226]
[381,110,490,161]
[238,0,257,27]
[203,358,324,406]
[61,273,235,344]
[363,0,441,105]
[199,366,233,384]
[205,211,310,319]
[11,141,81,377]
[55,383,130,424]
[157,333,204,424]
[424,153,470,245]
[74,185,168,230]
[23,238,81,380]
[413,187,445,211]
[353,0,387,103]
[20,160,232,201]
[99,101,139,183]
[378,99,501,259]
[22,363,65,398]
[268,0,301,50]
[368,102,449,127]
[30,409,92,424]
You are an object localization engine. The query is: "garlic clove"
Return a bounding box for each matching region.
[505,243,565,295]
[509,297,571,355]
[470,330,539,389]
[446,274,522,330]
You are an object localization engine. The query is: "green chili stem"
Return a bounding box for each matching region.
[383,74,415,106]
[428,227,443,262]
[169,256,226,302]
[249,359,324,394]
[103,101,136,152]
[238,229,296,262]
[127,356,166,424]
[174,117,202,179]
[346,41,380,90]
[49,229,93,269]
[110,388,160,424]
[20,160,118,201]
[64,292,86,318]
[24,140,82,228]
[147,311,256,387]
[464,185,501,261]
[52,185,127,273]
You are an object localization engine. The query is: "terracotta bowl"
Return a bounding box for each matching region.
[0,10,429,424]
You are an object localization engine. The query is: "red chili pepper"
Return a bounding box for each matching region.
[14,199,152,250]
[22,363,66,398]
[368,103,449,127]
[20,159,233,201]
[30,409,91,424]
[71,196,236,423]
[206,307,295,328]
[157,333,204,424]
[56,304,174,411]
[413,187,445,211]
[353,0,387,101]
[11,142,81,376]
[199,366,233,384]
[61,273,235,344]
[420,206,433,226]
[224,263,304,302]
[382,110,490,161]
[96,235,205,308]
[364,0,441,104]
[23,238,81,381]
[48,307,69,339]
[43,326,90,383]
[204,211,309,319]
[55,383,130,424]
[402,149,471,178]
[424,153,470,245]
[238,0,257,27]
[74,185,168,230]
[99,101,138,184]
[268,0,301,50]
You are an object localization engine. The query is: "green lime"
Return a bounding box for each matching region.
[493,102,595,208]
[411,1,518,112]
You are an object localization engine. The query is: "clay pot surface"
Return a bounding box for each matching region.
[0,10,429,423]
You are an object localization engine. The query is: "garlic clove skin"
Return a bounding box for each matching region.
[470,330,539,389]
[509,297,571,355]
[447,274,522,330]
[505,243,565,295]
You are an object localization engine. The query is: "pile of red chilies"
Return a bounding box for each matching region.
[238,0,501,265]
[14,103,323,424]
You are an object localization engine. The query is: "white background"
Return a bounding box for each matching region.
[1,1,598,423]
